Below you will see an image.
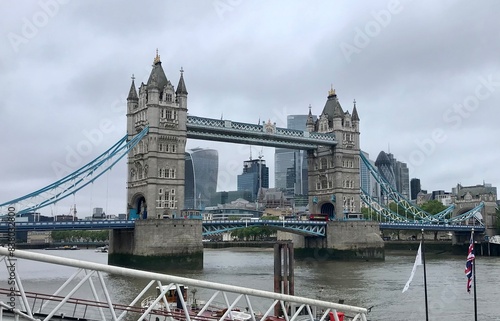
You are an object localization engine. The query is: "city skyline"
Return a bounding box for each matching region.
[3,1,500,216]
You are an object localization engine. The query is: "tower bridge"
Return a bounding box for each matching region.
[1,52,491,266]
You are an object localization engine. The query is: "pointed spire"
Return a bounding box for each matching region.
[306,104,314,125]
[127,74,138,101]
[352,99,360,121]
[176,67,188,95]
[147,49,169,90]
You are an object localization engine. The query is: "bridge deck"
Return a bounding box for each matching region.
[0,219,482,234]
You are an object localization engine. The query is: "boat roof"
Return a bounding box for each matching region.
[157,284,188,291]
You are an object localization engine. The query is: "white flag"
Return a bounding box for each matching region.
[402,241,423,293]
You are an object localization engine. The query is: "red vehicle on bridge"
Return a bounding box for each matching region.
[308,213,329,221]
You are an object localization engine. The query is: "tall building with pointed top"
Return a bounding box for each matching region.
[126,51,188,219]
[375,151,410,201]
[375,151,396,190]
[308,87,361,219]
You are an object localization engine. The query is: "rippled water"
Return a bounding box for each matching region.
[4,248,500,320]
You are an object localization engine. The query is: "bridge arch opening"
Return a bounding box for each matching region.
[320,202,335,220]
[129,194,147,220]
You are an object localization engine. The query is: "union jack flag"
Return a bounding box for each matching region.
[465,234,475,293]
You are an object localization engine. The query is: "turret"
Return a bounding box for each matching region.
[306,104,315,132]
[127,76,138,110]
[146,49,169,105]
[126,76,138,137]
[176,67,188,109]
[351,99,360,131]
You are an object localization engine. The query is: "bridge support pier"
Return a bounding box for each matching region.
[278,221,384,260]
[108,219,203,270]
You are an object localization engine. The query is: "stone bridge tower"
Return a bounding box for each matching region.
[307,88,360,220]
[452,183,498,239]
[126,51,188,220]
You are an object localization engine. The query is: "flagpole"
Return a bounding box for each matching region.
[421,229,429,321]
[472,228,477,321]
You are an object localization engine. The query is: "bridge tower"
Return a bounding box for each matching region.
[307,88,360,220]
[110,52,202,269]
[126,51,188,220]
[452,184,498,241]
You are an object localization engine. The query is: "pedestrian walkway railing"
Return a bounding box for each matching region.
[0,248,368,321]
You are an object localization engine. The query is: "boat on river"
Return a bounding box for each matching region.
[141,284,252,321]
[44,245,79,250]
[95,245,108,253]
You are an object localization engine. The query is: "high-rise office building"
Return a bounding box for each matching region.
[237,158,269,201]
[375,151,396,189]
[375,151,410,200]
[392,156,410,199]
[185,148,218,209]
[410,178,421,200]
[275,148,296,194]
[360,151,381,202]
[274,114,316,196]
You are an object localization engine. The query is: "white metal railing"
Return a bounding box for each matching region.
[0,248,368,321]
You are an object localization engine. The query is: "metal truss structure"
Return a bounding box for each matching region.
[0,248,368,321]
[378,222,485,232]
[186,116,337,150]
[0,220,326,236]
[0,127,149,216]
[202,220,326,237]
[359,152,485,226]
[0,220,135,233]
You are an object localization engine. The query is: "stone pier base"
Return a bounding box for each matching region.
[108,219,203,270]
[278,221,385,261]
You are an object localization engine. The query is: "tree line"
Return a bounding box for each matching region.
[51,230,109,242]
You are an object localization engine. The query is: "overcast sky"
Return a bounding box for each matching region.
[2,0,500,217]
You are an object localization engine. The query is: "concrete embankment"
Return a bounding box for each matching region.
[384,241,500,256]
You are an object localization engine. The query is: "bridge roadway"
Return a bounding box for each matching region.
[0,219,483,235]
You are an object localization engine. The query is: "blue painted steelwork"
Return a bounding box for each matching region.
[359,152,484,226]
[360,152,439,222]
[202,219,326,237]
[0,217,483,234]
[0,127,149,216]
[0,220,135,232]
[186,116,337,149]
[379,222,484,232]
[0,219,327,236]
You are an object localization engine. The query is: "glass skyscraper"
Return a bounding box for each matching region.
[237,158,269,201]
[274,114,316,196]
[360,151,380,201]
[185,148,218,209]
[375,151,410,201]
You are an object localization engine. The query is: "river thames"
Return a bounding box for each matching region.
[3,247,500,321]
